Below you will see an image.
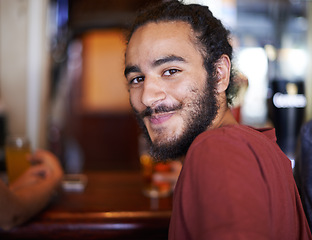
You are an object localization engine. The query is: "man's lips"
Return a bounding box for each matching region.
[148,112,174,125]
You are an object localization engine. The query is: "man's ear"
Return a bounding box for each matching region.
[215,55,231,93]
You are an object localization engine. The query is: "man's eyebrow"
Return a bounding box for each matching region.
[124,65,141,77]
[124,55,185,77]
[153,55,186,67]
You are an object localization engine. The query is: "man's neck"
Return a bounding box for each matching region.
[209,107,238,130]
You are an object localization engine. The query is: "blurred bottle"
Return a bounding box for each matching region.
[268,79,306,162]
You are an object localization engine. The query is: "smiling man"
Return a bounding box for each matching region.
[124,1,311,239]
[125,19,232,160]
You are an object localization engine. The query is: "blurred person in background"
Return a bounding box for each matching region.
[0,150,63,230]
[295,120,312,232]
[124,0,312,239]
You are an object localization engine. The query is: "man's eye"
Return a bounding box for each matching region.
[130,76,144,85]
[163,69,180,76]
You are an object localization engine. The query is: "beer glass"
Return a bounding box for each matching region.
[5,136,31,183]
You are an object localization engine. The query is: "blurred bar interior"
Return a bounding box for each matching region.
[0,0,311,172]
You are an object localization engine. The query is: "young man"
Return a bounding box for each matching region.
[124,1,312,239]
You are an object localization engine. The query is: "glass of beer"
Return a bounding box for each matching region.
[5,136,31,183]
[140,154,173,198]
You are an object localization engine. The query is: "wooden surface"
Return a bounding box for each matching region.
[0,171,172,240]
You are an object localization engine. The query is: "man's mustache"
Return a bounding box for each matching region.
[139,104,182,119]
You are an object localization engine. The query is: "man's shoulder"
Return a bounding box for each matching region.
[186,124,279,162]
[183,124,286,174]
[191,124,275,146]
[181,125,278,182]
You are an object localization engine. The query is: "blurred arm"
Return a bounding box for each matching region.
[0,150,63,230]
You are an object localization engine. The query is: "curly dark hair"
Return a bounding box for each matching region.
[126,0,237,104]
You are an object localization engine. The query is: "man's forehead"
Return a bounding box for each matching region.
[128,21,194,46]
[125,21,197,61]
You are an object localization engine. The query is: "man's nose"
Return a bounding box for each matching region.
[141,77,166,107]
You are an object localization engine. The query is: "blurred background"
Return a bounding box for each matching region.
[0,0,311,172]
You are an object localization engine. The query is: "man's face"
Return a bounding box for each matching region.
[125,21,218,160]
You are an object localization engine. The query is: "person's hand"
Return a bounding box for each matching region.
[29,150,63,181]
[1,151,63,229]
[10,150,63,192]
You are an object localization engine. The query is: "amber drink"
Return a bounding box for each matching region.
[5,136,31,183]
[140,154,172,198]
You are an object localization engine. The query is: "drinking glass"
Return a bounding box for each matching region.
[5,136,31,183]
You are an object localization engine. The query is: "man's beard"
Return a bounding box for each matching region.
[132,78,219,161]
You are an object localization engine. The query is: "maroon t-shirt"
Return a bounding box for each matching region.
[169,125,311,240]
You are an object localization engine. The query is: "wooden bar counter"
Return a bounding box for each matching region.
[0,171,172,240]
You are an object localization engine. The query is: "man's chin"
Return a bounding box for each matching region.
[149,134,178,150]
[149,138,186,161]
